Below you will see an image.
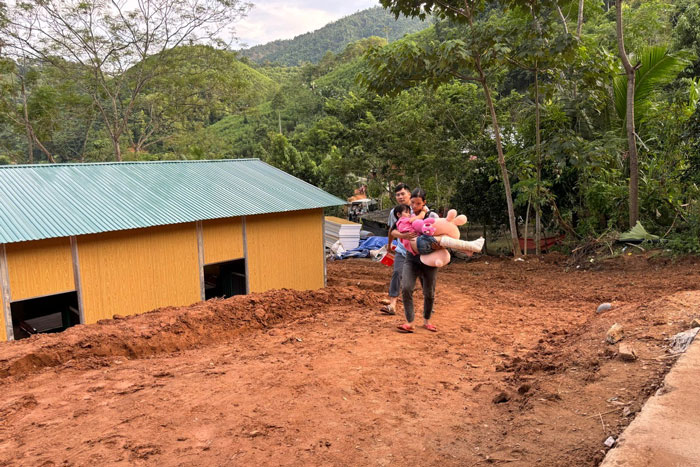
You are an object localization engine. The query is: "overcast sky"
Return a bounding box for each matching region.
[235,0,380,48]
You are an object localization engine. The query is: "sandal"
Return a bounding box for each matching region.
[380,304,396,315]
[397,324,414,333]
[423,324,437,332]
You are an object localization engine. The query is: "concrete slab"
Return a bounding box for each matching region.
[601,334,700,467]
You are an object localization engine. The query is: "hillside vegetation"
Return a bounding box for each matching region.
[2,1,700,254]
[238,6,429,65]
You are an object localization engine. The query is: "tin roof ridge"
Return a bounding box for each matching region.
[0,158,261,170]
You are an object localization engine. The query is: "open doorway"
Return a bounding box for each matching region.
[203,259,246,300]
[10,291,80,340]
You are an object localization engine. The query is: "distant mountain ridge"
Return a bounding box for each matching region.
[239,6,430,66]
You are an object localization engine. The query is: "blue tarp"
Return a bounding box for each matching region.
[335,236,388,259]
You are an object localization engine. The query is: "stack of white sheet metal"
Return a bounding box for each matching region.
[324,216,361,250]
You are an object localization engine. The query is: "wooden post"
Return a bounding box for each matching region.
[0,244,14,341]
[242,217,250,294]
[196,221,205,301]
[70,236,86,324]
[321,210,327,287]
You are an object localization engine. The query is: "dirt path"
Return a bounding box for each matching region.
[1,254,699,466]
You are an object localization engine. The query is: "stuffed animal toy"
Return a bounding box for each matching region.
[413,210,484,267]
[413,217,437,236]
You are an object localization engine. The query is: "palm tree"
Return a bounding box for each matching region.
[612,44,694,227]
[613,45,695,127]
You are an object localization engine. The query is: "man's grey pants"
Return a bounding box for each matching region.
[388,251,406,297]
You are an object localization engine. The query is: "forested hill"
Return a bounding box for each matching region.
[238,6,429,65]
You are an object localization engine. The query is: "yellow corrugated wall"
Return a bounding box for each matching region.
[203,217,244,264]
[246,209,324,293]
[77,223,201,323]
[5,237,74,301]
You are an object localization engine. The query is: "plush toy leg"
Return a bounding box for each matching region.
[439,236,485,253]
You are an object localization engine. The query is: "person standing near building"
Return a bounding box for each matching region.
[380,183,412,315]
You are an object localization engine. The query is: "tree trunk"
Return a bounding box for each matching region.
[79,112,97,162]
[556,6,569,35]
[535,66,542,255]
[19,76,55,163]
[112,136,123,162]
[615,0,640,228]
[535,195,541,254]
[23,119,34,164]
[577,0,584,39]
[550,197,578,238]
[524,196,531,256]
[483,223,489,256]
[435,171,440,214]
[20,78,34,163]
[477,60,522,257]
[625,73,638,227]
[32,136,55,163]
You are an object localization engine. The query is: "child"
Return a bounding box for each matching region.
[393,204,418,254]
[395,204,484,256]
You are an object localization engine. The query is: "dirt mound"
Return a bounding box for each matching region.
[0,286,378,379]
[2,255,700,466]
[504,290,699,378]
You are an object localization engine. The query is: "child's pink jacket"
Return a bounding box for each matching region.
[396,217,418,255]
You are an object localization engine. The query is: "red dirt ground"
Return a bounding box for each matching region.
[1,253,699,466]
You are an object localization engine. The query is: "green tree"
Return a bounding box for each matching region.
[613,46,695,129]
[500,3,577,252]
[614,19,694,227]
[1,0,249,161]
[672,0,700,76]
[0,59,68,162]
[126,46,260,157]
[263,133,318,183]
[363,1,538,256]
[616,0,643,228]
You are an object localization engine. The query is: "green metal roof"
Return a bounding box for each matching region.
[0,159,345,244]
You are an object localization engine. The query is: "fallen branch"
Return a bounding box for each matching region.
[549,198,579,239]
[483,456,521,463]
[585,407,623,418]
[605,239,614,256]
[662,212,679,239]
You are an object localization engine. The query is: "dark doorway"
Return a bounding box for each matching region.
[11,291,80,340]
[204,259,246,299]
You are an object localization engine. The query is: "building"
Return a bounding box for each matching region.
[0,159,344,341]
